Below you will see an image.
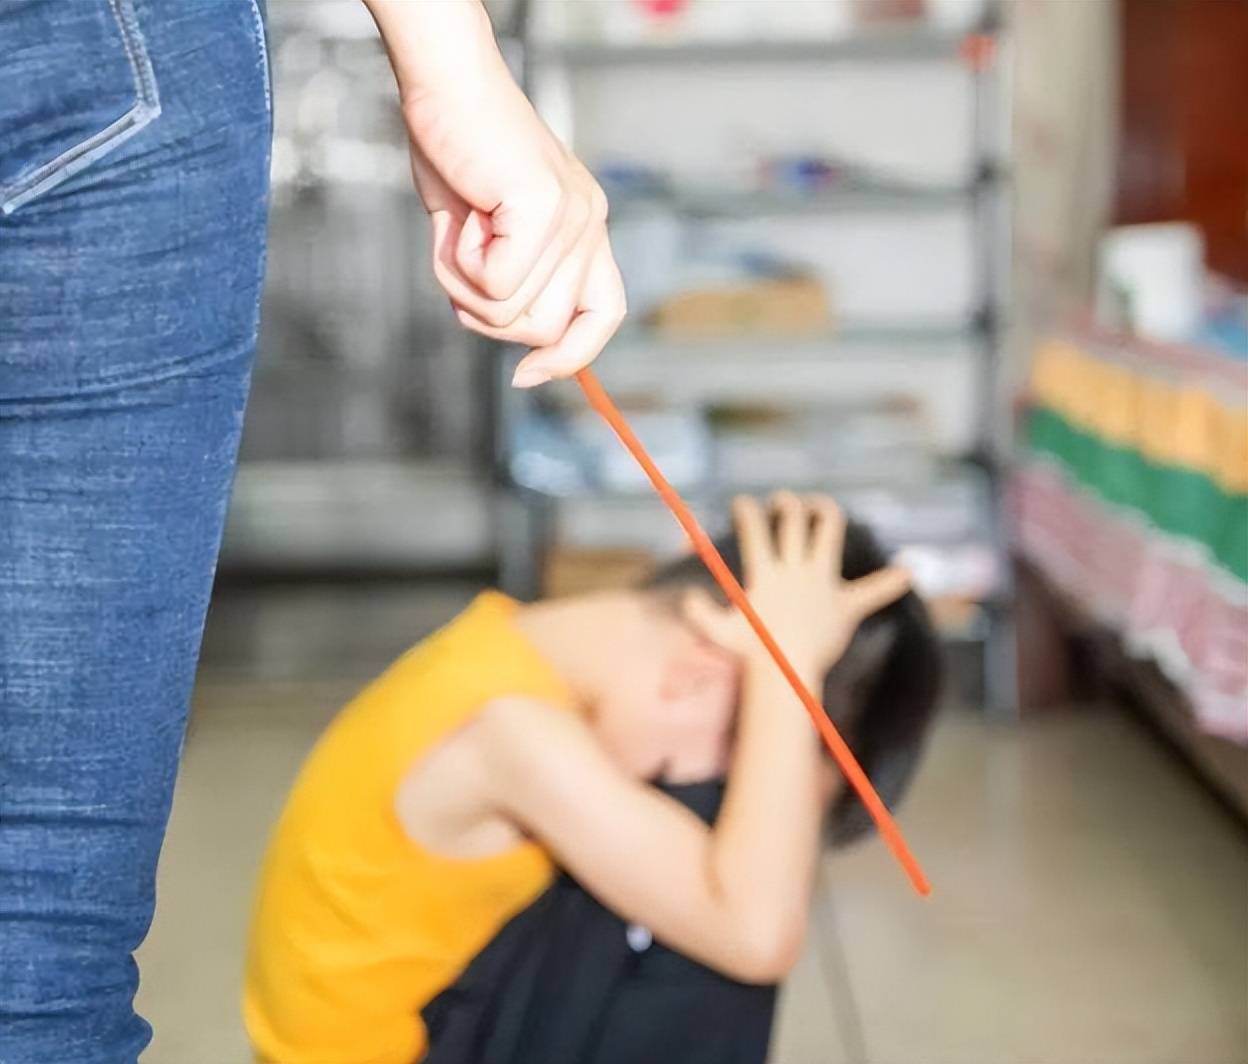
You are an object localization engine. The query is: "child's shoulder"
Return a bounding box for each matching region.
[470,694,602,796]
[308,592,577,786]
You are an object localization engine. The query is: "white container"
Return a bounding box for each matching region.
[925,0,988,33]
[1096,223,1205,343]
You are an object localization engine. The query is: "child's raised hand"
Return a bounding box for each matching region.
[683,493,911,675]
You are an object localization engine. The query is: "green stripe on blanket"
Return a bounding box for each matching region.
[1026,406,1248,583]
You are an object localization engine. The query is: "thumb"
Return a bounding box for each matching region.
[847,565,912,621]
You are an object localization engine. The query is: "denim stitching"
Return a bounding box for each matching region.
[108,0,161,112]
[245,0,273,116]
[0,0,161,216]
[243,0,273,404]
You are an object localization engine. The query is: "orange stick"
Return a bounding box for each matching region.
[576,368,931,897]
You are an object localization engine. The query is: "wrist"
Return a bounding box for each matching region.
[741,648,824,693]
[365,0,504,105]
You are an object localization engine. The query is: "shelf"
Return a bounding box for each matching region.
[512,465,931,504]
[509,464,1004,608]
[507,3,1014,694]
[222,461,494,571]
[588,322,979,402]
[530,23,993,67]
[508,453,988,510]
[610,179,978,219]
[605,321,975,354]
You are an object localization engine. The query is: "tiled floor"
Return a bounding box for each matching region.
[136,584,1248,1063]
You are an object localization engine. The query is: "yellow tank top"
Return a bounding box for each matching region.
[243,592,572,1063]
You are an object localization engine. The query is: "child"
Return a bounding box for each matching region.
[244,493,937,1063]
[420,515,942,1064]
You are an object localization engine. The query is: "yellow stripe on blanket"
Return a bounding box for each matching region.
[1029,339,1248,494]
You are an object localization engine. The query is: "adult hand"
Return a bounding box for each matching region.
[365,0,626,387]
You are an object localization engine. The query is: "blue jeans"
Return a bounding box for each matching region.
[0,2,271,1060]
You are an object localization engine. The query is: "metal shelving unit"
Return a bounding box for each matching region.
[530,23,980,66]
[221,4,498,575]
[493,3,1016,716]
[585,322,976,400]
[609,178,986,218]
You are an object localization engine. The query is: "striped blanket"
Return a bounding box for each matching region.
[1013,331,1248,743]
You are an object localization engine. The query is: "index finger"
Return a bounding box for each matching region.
[731,495,770,586]
[511,239,626,382]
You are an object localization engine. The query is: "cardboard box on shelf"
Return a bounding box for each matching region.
[926,595,983,636]
[543,547,659,598]
[650,275,831,339]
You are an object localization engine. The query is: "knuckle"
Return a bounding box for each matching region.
[531,324,565,348]
[432,256,457,293]
[527,176,564,218]
[482,273,519,302]
[496,298,529,327]
[527,312,569,348]
[476,301,516,328]
[538,190,568,236]
[455,312,489,337]
[589,186,609,224]
[566,189,593,233]
[436,262,512,326]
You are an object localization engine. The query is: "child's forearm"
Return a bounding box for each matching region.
[482,694,819,984]
[490,666,844,982]
[707,654,826,973]
[486,652,828,984]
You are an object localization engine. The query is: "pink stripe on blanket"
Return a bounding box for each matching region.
[1012,462,1248,743]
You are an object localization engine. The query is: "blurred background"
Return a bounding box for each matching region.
[136,1,1247,1061]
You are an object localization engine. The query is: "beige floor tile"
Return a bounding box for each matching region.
[136,681,350,1064]
[782,710,1248,1064]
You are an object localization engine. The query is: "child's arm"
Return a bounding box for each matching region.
[479,495,909,983]
[478,660,819,983]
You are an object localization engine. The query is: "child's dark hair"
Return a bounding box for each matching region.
[643,518,942,846]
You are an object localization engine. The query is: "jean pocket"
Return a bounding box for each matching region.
[0,0,160,216]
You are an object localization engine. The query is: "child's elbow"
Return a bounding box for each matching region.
[728,920,805,985]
